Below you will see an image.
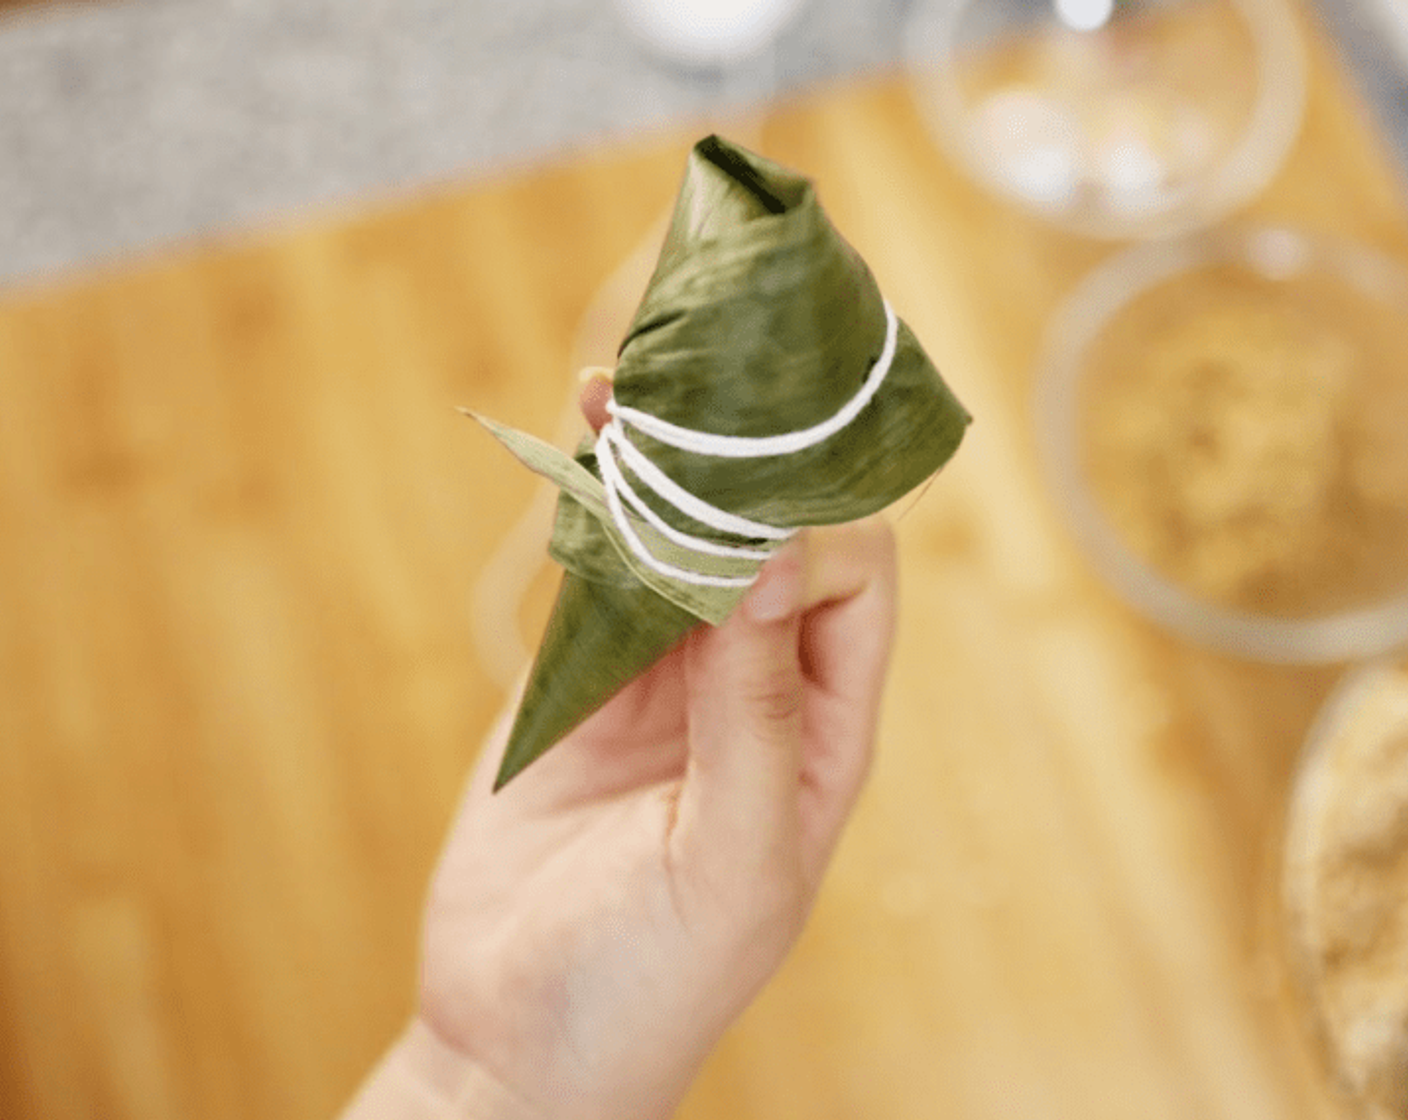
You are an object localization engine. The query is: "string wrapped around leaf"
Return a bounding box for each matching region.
[468,136,971,789]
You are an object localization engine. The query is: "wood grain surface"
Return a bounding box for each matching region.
[0,0,104,18]
[2,4,1405,1117]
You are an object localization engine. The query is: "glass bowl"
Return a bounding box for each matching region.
[1370,0,1408,76]
[1034,227,1408,662]
[905,0,1307,239]
[1284,653,1408,1118]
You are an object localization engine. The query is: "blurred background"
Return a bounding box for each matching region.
[4,1,1408,1119]
[0,0,924,283]
[1,0,1404,285]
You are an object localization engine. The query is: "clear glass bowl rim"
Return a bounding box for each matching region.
[905,0,1310,240]
[1033,225,1408,664]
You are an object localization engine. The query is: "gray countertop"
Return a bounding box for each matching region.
[0,0,1404,288]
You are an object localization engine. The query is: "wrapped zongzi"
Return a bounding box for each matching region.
[470,135,970,789]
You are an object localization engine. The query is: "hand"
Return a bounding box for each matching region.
[343,380,897,1120]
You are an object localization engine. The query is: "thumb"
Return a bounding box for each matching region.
[679,537,808,858]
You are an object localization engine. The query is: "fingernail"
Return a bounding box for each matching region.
[744,545,802,624]
[578,365,614,384]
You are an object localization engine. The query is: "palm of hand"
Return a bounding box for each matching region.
[418,521,894,1120]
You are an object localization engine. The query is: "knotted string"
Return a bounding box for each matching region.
[593,299,900,588]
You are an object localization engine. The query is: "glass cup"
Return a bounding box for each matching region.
[905,0,1307,239]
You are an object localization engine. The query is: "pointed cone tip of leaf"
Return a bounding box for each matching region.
[491,572,699,791]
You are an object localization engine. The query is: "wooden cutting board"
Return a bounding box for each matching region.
[2,3,1405,1118]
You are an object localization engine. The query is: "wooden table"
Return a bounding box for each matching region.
[2,4,1405,1117]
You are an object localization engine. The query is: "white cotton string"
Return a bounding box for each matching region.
[597,437,762,589]
[602,424,793,541]
[595,298,900,587]
[599,441,776,561]
[607,300,898,458]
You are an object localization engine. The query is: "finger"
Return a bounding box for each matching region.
[799,518,897,706]
[676,536,809,872]
[579,370,613,434]
[792,519,897,877]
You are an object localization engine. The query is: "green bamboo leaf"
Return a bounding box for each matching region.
[465,411,764,624]
[470,135,972,789]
